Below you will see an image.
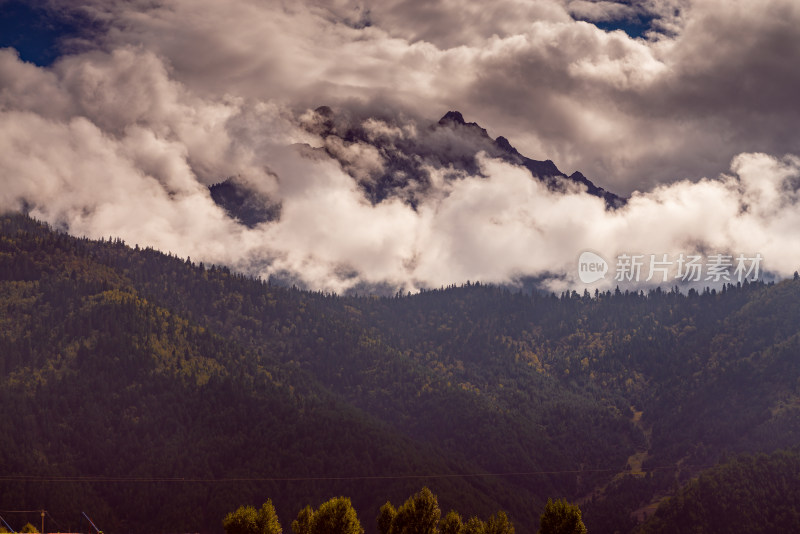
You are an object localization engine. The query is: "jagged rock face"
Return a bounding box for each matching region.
[435,110,621,206]
[210,109,623,224]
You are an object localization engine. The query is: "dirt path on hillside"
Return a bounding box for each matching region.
[576,407,651,506]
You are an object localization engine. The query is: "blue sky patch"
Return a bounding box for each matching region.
[0,1,83,66]
[590,13,656,39]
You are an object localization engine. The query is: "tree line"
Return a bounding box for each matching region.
[223,488,587,534]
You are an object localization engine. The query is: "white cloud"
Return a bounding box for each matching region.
[35,0,800,195]
[1,0,800,292]
[567,1,638,23]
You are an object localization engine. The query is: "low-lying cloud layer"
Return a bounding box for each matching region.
[1,0,800,292]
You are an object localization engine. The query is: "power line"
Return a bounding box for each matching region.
[0,464,707,484]
[0,510,46,534]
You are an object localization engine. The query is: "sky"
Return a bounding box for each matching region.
[1,0,799,293]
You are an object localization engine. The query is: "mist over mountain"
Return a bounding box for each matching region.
[2,0,800,294]
[210,109,623,227]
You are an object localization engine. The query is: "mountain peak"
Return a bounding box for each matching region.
[438,110,466,125]
[437,111,491,140]
[288,107,625,210]
[494,135,518,155]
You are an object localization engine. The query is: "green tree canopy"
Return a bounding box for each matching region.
[223,501,282,534]
[378,502,397,534]
[309,497,363,534]
[462,517,486,534]
[224,505,259,534]
[485,511,514,534]
[20,524,39,534]
[538,499,587,534]
[257,500,283,534]
[439,511,463,534]
[291,505,313,534]
[392,487,441,534]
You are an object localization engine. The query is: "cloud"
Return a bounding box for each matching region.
[0,109,244,260]
[30,0,800,196]
[405,151,800,292]
[351,0,571,48]
[567,1,639,23]
[1,0,800,293]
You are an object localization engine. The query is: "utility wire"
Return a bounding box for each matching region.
[0,464,708,484]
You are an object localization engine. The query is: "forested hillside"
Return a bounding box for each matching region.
[639,448,800,533]
[1,214,800,533]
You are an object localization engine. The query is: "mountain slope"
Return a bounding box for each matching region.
[638,449,800,533]
[3,214,800,533]
[0,215,521,533]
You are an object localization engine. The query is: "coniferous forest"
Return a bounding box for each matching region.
[2,213,800,533]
